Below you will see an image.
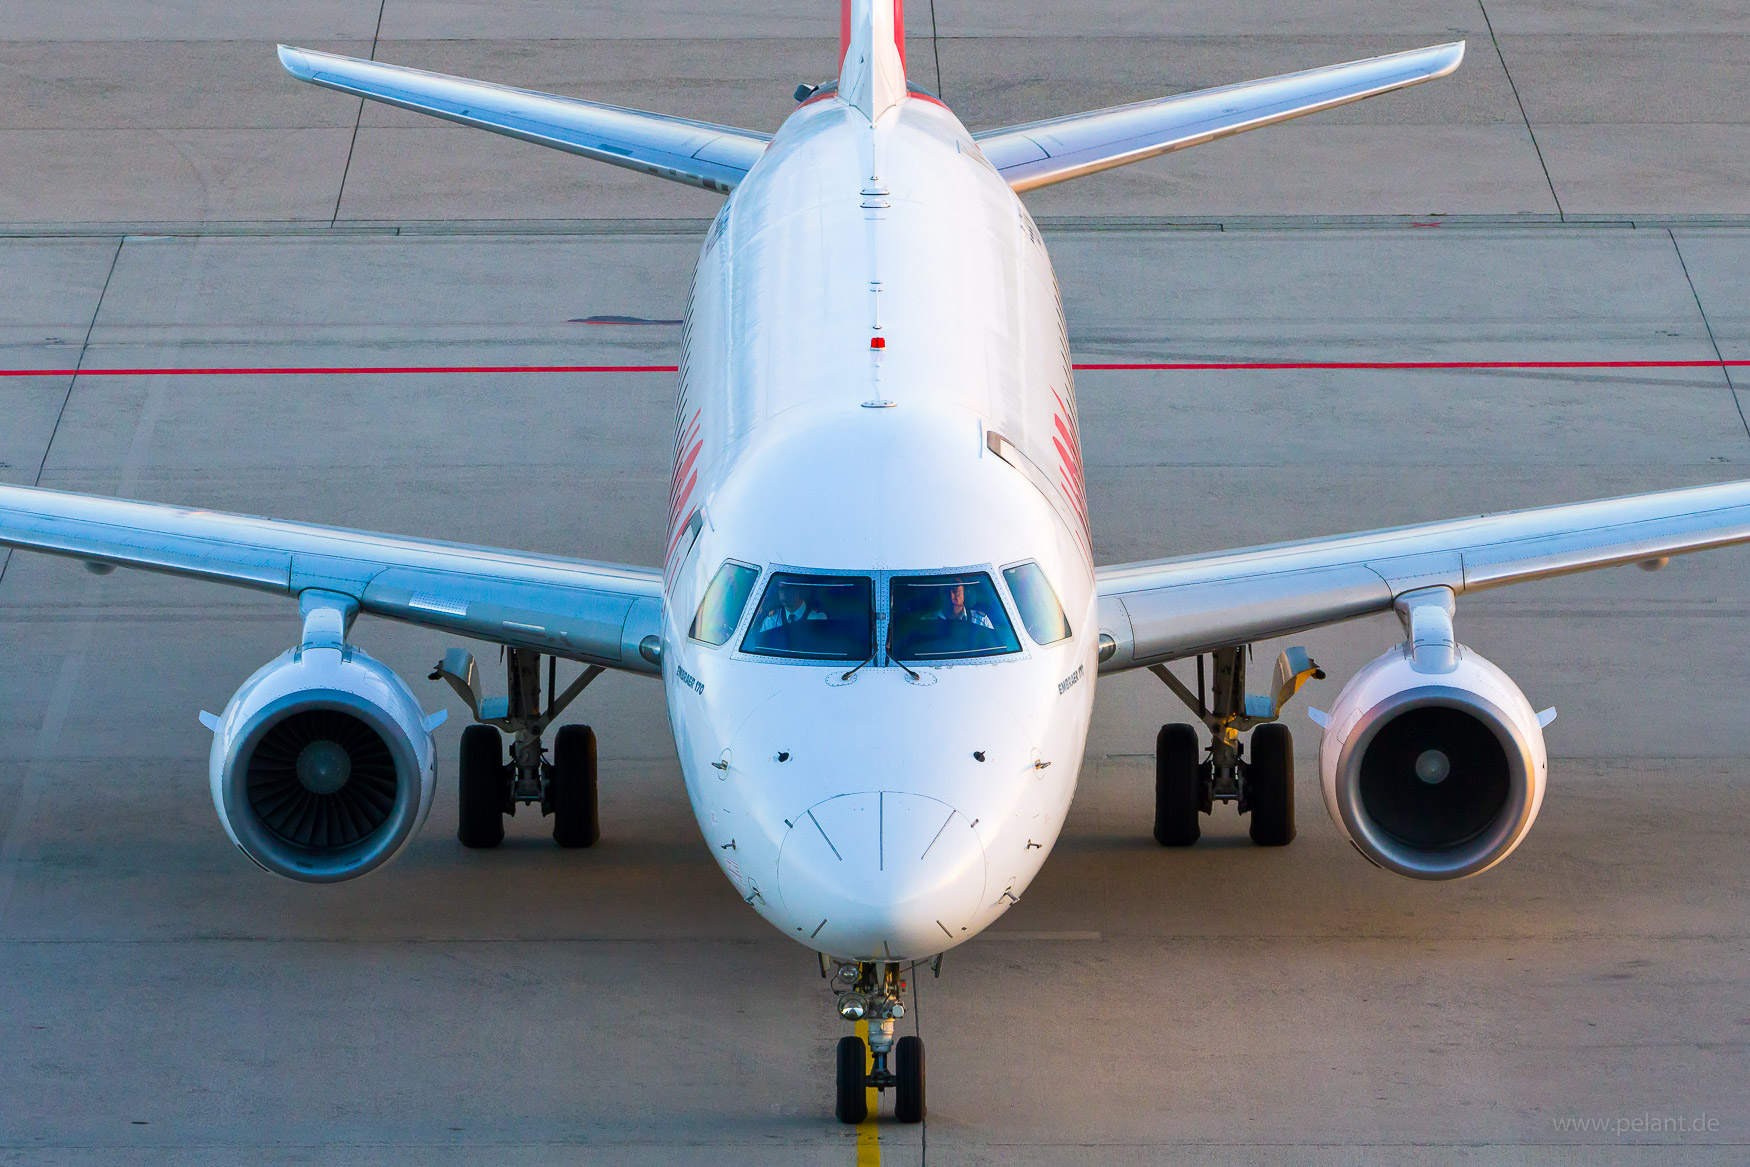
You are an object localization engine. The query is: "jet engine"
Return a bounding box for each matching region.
[1315,589,1550,880]
[204,600,442,882]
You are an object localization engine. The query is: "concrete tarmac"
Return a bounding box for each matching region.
[3,4,1750,1165]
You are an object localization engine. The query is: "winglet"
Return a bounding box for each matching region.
[839,0,907,123]
[1308,708,1331,729]
[1537,707,1558,728]
[198,710,222,733]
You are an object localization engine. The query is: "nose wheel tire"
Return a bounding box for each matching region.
[551,724,600,848]
[457,724,506,848]
[1247,723,1296,846]
[1154,723,1202,846]
[835,1035,868,1124]
[894,1034,926,1123]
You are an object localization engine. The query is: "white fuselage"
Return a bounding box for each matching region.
[658,90,1098,961]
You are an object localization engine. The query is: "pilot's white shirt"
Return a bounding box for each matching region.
[759,603,828,632]
[923,607,994,628]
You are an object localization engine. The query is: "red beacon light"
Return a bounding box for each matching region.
[869,336,886,350]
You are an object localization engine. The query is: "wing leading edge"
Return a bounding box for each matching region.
[1096,480,1750,673]
[0,484,663,675]
[277,45,770,193]
[974,41,1465,192]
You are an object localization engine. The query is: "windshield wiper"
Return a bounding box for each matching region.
[886,629,921,681]
[840,646,877,682]
[840,629,921,682]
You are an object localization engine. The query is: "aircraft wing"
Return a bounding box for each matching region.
[974,41,1464,192]
[0,484,663,675]
[1096,480,1750,673]
[277,45,770,193]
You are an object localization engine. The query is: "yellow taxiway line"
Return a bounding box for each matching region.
[855,1018,880,1165]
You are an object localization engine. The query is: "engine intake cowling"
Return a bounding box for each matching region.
[207,640,439,883]
[1317,640,1547,880]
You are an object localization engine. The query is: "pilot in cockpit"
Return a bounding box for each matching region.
[758,579,829,632]
[923,581,995,629]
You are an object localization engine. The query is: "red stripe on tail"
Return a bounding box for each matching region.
[840,0,905,69]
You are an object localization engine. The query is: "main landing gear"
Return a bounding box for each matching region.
[828,960,924,1124]
[431,646,605,848]
[1150,645,1324,848]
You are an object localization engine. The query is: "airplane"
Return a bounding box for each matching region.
[3,0,1749,1126]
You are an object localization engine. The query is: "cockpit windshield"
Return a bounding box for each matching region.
[888,573,1022,661]
[740,573,874,662]
[689,560,760,646]
[1001,561,1072,644]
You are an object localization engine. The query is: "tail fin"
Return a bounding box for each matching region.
[838,0,907,122]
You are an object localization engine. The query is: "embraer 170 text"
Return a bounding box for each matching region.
[5,0,1749,1124]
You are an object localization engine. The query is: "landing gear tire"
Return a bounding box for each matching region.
[550,724,600,848]
[894,1034,926,1123]
[457,724,506,849]
[835,1034,868,1124]
[1247,722,1296,847]
[1154,722,1202,847]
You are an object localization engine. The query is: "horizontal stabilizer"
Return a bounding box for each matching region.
[974,41,1464,192]
[277,45,770,193]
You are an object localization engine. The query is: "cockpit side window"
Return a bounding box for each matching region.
[740,573,874,662]
[888,573,1023,661]
[1002,561,1073,645]
[689,560,761,646]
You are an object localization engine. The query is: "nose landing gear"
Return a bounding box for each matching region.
[829,960,924,1124]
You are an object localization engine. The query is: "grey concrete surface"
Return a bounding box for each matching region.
[5,1,1750,1163]
[4,223,1750,1165]
[1,1,1746,222]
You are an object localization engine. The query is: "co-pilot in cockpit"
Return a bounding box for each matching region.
[741,574,874,660]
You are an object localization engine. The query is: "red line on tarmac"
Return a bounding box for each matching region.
[0,359,1746,378]
[0,365,683,377]
[1074,360,1750,371]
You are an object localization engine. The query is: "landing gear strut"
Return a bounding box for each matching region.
[432,646,604,848]
[829,960,924,1124]
[1150,645,1322,847]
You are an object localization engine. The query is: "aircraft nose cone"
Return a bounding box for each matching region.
[777,791,986,959]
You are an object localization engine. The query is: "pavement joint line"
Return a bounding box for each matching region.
[0,235,123,592]
[26,237,122,488]
[1666,227,1748,443]
[4,360,1748,378]
[3,932,1749,943]
[330,0,388,227]
[927,0,944,100]
[1477,0,1563,220]
[0,242,214,928]
[0,1144,1742,1155]
[8,215,1750,238]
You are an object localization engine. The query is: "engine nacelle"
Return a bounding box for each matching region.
[207,630,440,883]
[1317,633,1548,881]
